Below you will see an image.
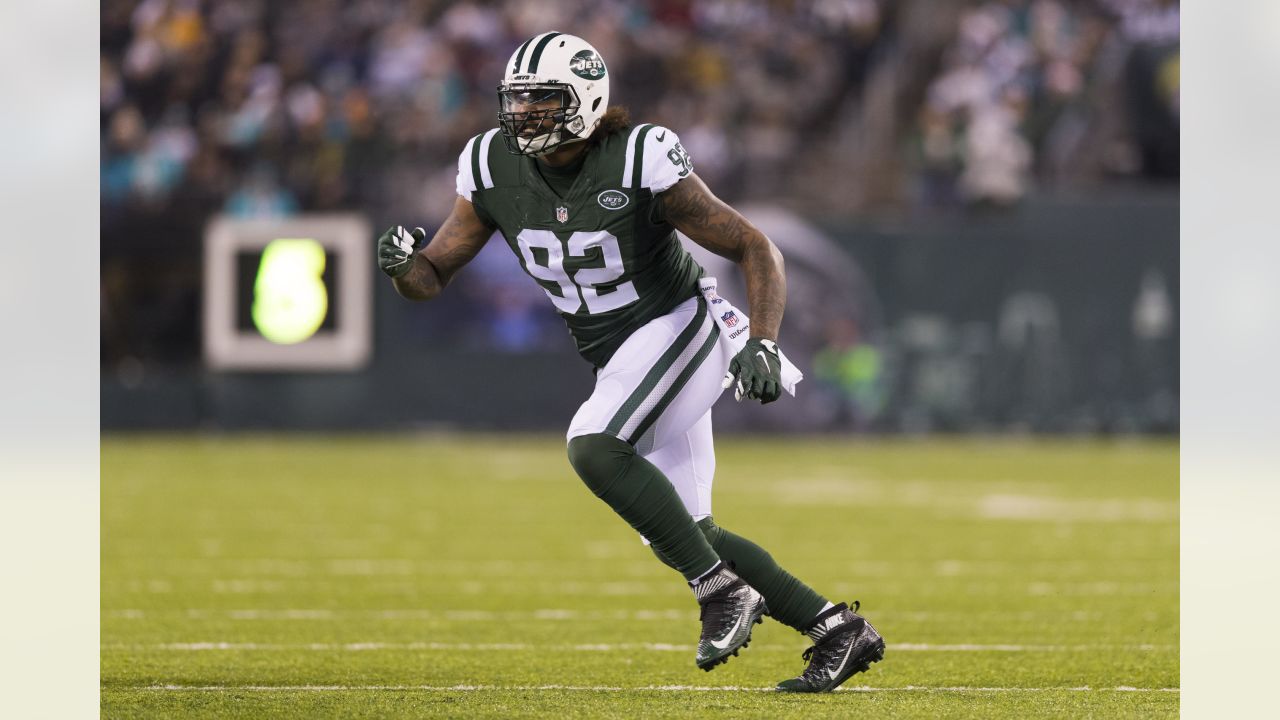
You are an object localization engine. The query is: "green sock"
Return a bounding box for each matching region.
[652,516,829,632]
[567,433,720,582]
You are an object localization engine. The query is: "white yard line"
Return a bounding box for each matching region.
[104,608,1170,623]
[106,608,691,621]
[106,642,1175,653]
[129,684,1180,693]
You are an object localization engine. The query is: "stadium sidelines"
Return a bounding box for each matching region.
[105,642,1175,652]
[132,684,1180,693]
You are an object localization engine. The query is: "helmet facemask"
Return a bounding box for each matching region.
[497,84,587,157]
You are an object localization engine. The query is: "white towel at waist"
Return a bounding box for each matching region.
[698,277,804,397]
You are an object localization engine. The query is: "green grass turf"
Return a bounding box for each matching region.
[101,435,1178,718]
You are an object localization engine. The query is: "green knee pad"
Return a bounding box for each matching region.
[567,432,720,581]
[567,433,641,503]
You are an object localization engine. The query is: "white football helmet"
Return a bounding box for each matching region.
[497,32,610,157]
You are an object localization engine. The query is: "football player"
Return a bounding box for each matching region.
[377,32,883,691]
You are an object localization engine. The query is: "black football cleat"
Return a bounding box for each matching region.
[692,564,768,671]
[776,601,885,692]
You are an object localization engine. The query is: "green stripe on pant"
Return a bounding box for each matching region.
[605,295,709,440]
[628,321,720,445]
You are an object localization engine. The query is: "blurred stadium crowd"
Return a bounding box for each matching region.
[102,0,1177,225]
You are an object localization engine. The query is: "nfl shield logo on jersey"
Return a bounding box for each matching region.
[556,206,569,223]
[722,311,738,327]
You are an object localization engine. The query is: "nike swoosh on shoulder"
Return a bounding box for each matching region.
[656,130,666,142]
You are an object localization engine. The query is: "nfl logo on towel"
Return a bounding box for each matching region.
[556,206,569,223]
[721,311,738,328]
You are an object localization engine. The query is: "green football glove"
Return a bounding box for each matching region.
[377,225,427,278]
[723,338,783,404]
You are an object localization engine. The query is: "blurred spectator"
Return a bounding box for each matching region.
[224,162,297,218]
[908,0,1178,210]
[813,317,886,429]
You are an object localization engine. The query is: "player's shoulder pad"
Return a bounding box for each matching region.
[620,124,693,194]
[455,128,503,202]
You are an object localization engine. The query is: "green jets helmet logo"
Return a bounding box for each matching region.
[597,190,629,210]
[570,50,606,80]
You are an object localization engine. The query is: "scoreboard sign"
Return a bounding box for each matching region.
[204,214,372,371]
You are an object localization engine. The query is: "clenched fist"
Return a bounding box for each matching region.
[723,338,783,404]
[377,225,426,278]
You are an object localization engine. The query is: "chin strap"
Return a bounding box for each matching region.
[530,134,588,157]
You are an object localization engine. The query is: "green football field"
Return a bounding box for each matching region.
[101,435,1178,718]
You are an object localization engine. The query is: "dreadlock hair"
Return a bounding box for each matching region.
[588,106,632,147]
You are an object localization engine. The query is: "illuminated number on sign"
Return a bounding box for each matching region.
[515,229,639,314]
[252,239,328,344]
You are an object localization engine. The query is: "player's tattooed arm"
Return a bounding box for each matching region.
[393,196,495,301]
[660,173,786,340]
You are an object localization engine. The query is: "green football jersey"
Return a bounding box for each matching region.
[456,123,703,368]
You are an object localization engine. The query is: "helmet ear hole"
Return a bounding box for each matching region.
[592,97,602,112]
